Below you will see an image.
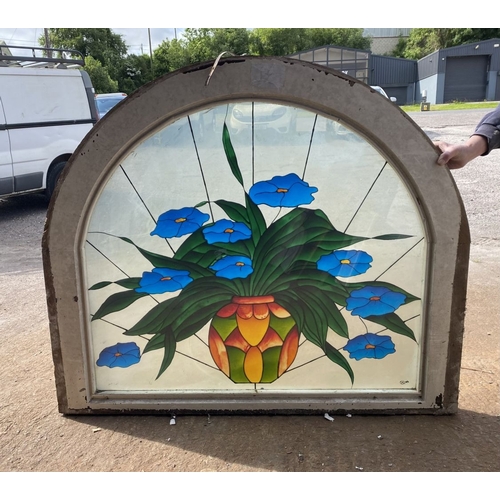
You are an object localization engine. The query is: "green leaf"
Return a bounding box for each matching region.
[172,293,233,333]
[89,281,113,290]
[270,276,348,306]
[182,240,253,264]
[253,208,307,259]
[372,234,414,240]
[92,290,148,321]
[114,235,212,279]
[364,312,417,341]
[279,289,325,348]
[125,277,238,339]
[142,332,166,353]
[174,297,233,342]
[222,123,244,187]
[245,193,267,246]
[214,199,250,224]
[174,223,253,265]
[176,275,240,298]
[251,208,368,292]
[173,227,207,260]
[274,291,354,383]
[343,281,420,304]
[156,331,177,379]
[115,277,142,290]
[325,342,354,384]
[301,286,349,338]
[272,291,306,335]
[123,298,177,336]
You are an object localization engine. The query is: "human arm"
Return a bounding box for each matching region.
[435,135,488,169]
[473,103,500,155]
[436,104,500,169]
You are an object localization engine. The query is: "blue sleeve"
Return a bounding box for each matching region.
[474,104,500,155]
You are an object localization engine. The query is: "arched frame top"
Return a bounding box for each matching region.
[43,57,469,414]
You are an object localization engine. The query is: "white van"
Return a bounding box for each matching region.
[0,44,98,199]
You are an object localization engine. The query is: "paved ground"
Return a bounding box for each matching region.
[0,109,498,472]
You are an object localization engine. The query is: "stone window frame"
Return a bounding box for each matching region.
[43,57,469,414]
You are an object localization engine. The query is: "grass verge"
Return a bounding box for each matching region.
[401,101,499,113]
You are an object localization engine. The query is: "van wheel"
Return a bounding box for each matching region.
[45,161,66,200]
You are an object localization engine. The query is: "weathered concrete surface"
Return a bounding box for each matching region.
[0,109,499,471]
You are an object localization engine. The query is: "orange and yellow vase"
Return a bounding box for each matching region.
[208,295,299,383]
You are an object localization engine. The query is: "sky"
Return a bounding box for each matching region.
[0,28,183,55]
[0,3,490,57]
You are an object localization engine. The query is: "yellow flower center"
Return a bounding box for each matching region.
[340,259,351,264]
[370,296,380,301]
[175,217,187,223]
[277,188,288,193]
[224,228,234,233]
[365,344,376,349]
[160,277,172,281]
[236,262,245,267]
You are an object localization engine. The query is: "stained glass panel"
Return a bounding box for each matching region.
[84,102,427,395]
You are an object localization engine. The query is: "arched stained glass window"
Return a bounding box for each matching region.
[44,58,468,414]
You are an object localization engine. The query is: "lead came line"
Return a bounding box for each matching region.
[252,101,255,185]
[301,114,318,181]
[120,164,157,224]
[120,164,175,254]
[343,161,388,233]
[176,351,219,371]
[188,115,214,221]
[86,240,130,278]
[86,236,161,305]
[288,314,421,373]
[375,237,424,281]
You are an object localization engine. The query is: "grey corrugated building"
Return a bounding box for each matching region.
[289,45,417,104]
[370,54,417,104]
[289,38,500,105]
[417,38,500,104]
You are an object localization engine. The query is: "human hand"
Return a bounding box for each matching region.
[434,135,487,169]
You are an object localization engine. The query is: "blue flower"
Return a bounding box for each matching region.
[346,286,406,318]
[151,207,210,238]
[249,173,318,207]
[135,268,193,294]
[203,219,252,244]
[96,342,141,368]
[343,333,396,360]
[317,250,373,278]
[210,255,253,279]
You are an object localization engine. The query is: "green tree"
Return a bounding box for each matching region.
[166,38,191,71]
[152,38,190,77]
[403,28,500,59]
[451,28,500,45]
[249,28,308,56]
[403,29,454,59]
[390,35,408,58]
[41,28,127,80]
[183,28,251,60]
[116,54,154,94]
[249,28,371,56]
[83,56,118,94]
[209,28,251,56]
[152,29,250,77]
[304,28,371,50]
